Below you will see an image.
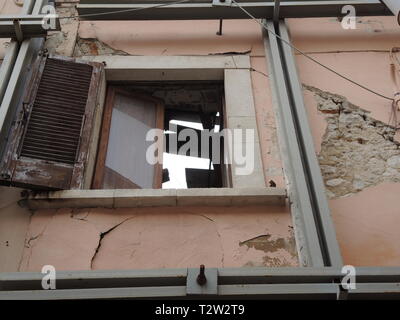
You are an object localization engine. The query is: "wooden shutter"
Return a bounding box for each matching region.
[0,55,104,190]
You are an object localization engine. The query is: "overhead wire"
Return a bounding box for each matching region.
[231,0,394,102]
[47,0,394,103]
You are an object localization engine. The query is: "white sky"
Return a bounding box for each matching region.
[162,119,218,189]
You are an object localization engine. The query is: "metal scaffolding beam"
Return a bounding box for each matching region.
[0,15,60,39]
[1,267,400,299]
[77,0,391,20]
[272,21,343,267]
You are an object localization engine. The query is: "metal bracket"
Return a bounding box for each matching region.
[186,265,218,295]
[273,0,280,28]
[13,19,24,43]
[212,0,232,7]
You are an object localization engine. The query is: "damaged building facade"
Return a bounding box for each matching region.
[0,0,399,299]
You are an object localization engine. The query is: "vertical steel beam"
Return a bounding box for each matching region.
[381,0,400,25]
[273,0,280,29]
[263,21,324,267]
[22,0,36,14]
[277,21,343,268]
[33,0,50,15]
[0,43,19,104]
[0,0,45,157]
[0,0,37,104]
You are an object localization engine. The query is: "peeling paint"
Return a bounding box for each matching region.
[74,37,129,57]
[239,228,297,267]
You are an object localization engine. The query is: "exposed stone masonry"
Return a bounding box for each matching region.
[304,85,400,198]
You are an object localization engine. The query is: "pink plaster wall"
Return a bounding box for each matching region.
[291,17,400,266]
[330,183,400,266]
[4,6,400,270]
[20,206,297,271]
[2,13,296,271]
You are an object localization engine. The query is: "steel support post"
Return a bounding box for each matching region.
[0,43,19,104]
[277,21,343,267]
[263,21,324,267]
[0,0,50,158]
[0,0,35,109]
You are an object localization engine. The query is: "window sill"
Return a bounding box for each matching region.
[26,188,287,210]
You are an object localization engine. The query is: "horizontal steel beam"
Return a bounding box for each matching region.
[219,283,339,299]
[0,286,187,300]
[1,267,399,290]
[0,15,60,39]
[0,269,187,291]
[77,0,391,20]
[2,282,400,299]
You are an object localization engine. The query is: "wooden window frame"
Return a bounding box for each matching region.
[92,86,164,189]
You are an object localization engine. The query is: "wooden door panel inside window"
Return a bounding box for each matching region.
[93,87,164,189]
[0,55,104,190]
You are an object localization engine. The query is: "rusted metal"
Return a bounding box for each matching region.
[197,265,207,286]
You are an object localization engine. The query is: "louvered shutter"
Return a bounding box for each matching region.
[0,55,104,190]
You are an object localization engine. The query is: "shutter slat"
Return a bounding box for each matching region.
[29,114,83,130]
[35,106,83,122]
[23,137,79,150]
[32,105,85,118]
[35,95,88,108]
[31,112,83,126]
[20,58,93,165]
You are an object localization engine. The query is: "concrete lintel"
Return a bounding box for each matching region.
[26,187,286,209]
[80,55,251,81]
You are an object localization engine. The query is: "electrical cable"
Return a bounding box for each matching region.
[231,0,394,102]
[45,0,392,102]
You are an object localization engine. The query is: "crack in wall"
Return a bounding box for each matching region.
[20,209,56,271]
[305,84,400,198]
[188,213,225,267]
[90,217,136,270]
[208,49,252,56]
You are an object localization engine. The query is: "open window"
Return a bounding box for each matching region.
[0,58,230,191]
[0,55,104,190]
[93,82,228,190]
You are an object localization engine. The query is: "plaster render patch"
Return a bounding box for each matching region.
[304,85,400,198]
[239,230,297,267]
